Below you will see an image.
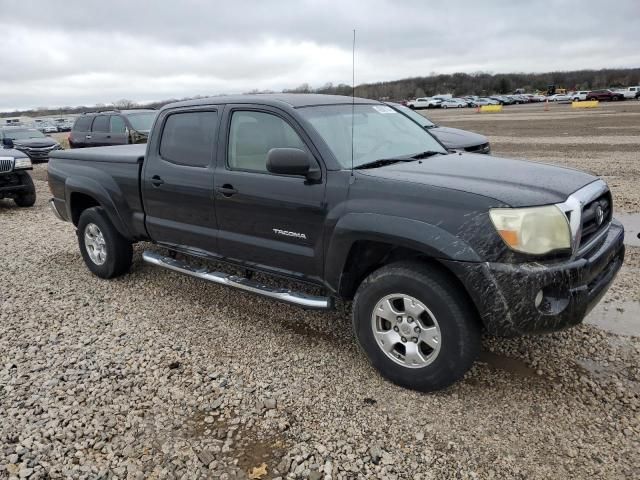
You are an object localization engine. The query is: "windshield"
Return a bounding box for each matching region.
[387,103,436,128]
[5,129,45,140]
[126,112,157,131]
[298,104,445,169]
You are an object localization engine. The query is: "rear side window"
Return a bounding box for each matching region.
[110,115,126,134]
[92,116,110,133]
[159,111,218,167]
[73,116,93,132]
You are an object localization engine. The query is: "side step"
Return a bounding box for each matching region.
[142,250,334,310]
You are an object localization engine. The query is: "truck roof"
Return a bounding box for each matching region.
[164,93,380,110]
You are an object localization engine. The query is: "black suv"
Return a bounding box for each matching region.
[69,109,157,148]
[0,146,36,207]
[0,127,61,163]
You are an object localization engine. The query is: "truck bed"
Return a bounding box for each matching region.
[50,144,146,164]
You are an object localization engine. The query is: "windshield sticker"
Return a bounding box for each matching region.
[372,105,396,114]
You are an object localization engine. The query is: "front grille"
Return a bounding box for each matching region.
[579,191,612,248]
[0,158,13,173]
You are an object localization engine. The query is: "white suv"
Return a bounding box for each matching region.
[406,97,442,109]
[570,91,590,101]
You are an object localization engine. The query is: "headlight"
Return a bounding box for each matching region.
[489,205,571,255]
[13,157,32,169]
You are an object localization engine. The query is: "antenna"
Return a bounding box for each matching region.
[351,29,356,176]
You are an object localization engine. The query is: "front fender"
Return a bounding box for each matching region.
[324,212,480,291]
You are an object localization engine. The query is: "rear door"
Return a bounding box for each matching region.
[142,107,220,254]
[90,115,110,146]
[213,105,327,280]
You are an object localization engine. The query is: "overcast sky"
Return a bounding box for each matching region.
[1,0,639,111]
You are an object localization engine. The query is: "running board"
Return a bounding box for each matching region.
[142,250,333,310]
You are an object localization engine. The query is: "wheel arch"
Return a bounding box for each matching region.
[65,177,132,239]
[325,213,481,300]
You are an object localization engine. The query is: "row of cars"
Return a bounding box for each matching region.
[407,87,640,109]
[406,94,546,109]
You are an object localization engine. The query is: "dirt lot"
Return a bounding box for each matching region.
[1,101,639,479]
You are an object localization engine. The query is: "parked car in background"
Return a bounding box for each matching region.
[547,93,572,102]
[386,102,491,153]
[510,95,530,104]
[55,119,73,132]
[0,144,36,207]
[439,98,468,109]
[615,86,640,99]
[69,109,157,148]
[586,89,625,101]
[570,91,590,101]
[478,97,500,106]
[406,97,442,109]
[0,127,61,163]
[42,123,58,134]
[490,96,515,105]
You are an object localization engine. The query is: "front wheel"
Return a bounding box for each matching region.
[352,261,481,392]
[77,207,133,279]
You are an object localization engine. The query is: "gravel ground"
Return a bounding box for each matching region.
[1,102,639,479]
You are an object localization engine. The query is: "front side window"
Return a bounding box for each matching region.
[159,111,218,167]
[298,104,446,169]
[227,111,306,173]
[126,112,157,132]
[110,115,126,134]
[92,116,109,133]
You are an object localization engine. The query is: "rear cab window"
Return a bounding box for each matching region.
[159,111,218,167]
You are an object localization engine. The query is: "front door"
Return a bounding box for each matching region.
[142,108,220,254]
[214,106,327,281]
[107,115,129,146]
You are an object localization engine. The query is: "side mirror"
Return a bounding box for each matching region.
[267,148,317,178]
[2,137,14,148]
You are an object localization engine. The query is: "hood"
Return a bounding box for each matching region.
[0,147,29,159]
[357,153,597,207]
[13,138,58,148]
[429,126,488,149]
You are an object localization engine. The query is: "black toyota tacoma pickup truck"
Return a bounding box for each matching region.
[48,94,625,391]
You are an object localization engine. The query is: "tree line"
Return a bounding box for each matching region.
[2,67,639,118]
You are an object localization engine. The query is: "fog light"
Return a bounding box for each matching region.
[534,290,544,308]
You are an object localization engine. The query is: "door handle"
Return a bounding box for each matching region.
[85,135,92,139]
[106,135,111,139]
[217,184,238,197]
[151,175,164,187]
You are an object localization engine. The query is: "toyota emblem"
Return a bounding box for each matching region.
[595,205,604,226]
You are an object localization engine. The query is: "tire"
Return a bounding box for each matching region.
[14,173,36,207]
[442,104,448,109]
[352,260,481,392]
[457,104,463,108]
[77,207,133,279]
[409,105,416,110]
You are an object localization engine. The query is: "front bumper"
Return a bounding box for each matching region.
[443,220,625,336]
[0,171,33,198]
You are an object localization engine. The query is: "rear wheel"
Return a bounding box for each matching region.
[77,207,132,279]
[352,261,481,392]
[14,173,36,207]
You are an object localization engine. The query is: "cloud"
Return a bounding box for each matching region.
[1,0,639,110]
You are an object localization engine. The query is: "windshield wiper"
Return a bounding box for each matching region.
[354,158,413,170]
[410,150,443,159]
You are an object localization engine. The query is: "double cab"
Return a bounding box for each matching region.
[48,94,624,391]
